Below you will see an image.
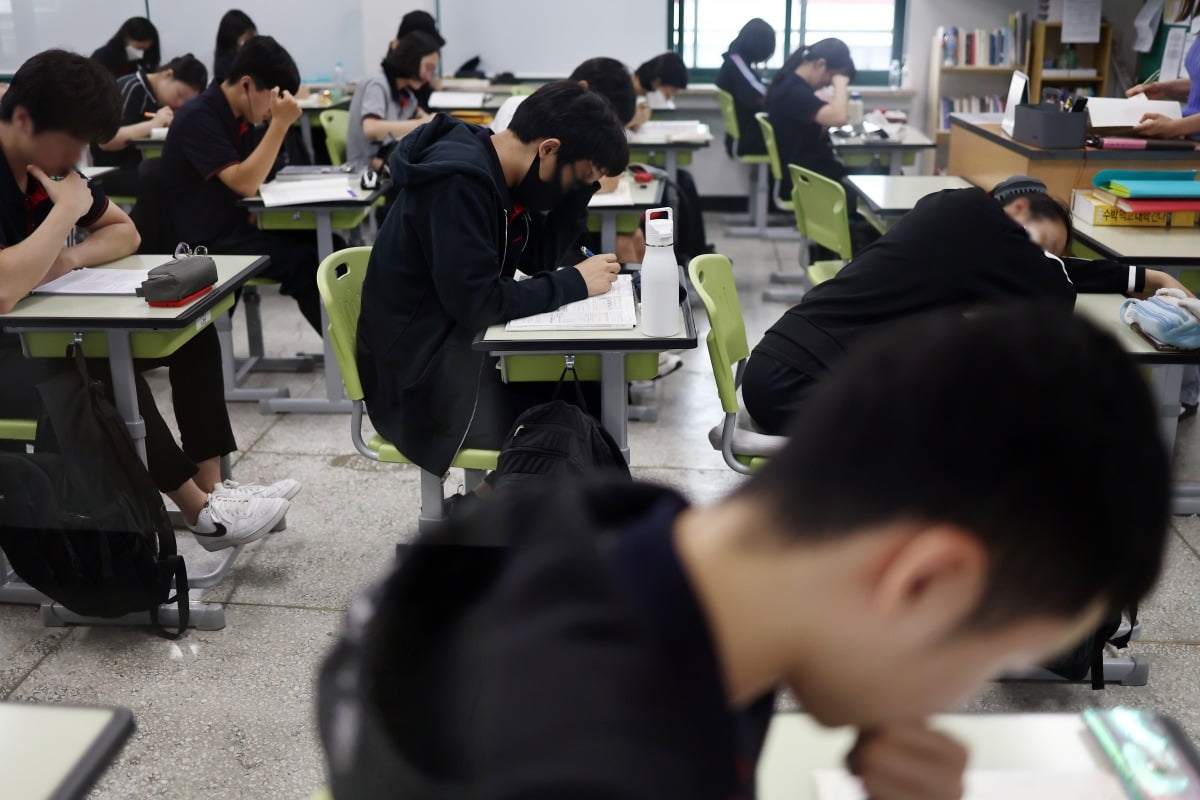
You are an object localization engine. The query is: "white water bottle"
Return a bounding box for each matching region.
[848,92,865,133]
[640,207,679,337]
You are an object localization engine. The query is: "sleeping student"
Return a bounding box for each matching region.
[716,18,777,158]
[629,52,689,131]
[91,55,208,198]
[90,16,160,79]
[346,31,441,170]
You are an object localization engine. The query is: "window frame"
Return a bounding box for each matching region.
[668,0,907,86]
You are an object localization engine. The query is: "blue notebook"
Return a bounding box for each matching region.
[1093,169,1200,198]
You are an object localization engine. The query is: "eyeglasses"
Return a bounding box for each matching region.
[173,243,209,258]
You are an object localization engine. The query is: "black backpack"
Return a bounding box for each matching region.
[0,346,189,637]
[492,369,631,491]
[1041,607,1137,689]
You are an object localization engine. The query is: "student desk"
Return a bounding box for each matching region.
[0,254,269,631]
[846,175,971,231]
[1071,220,1200,276]
[588,177,664,254]
[79,165,116,181]
[473,286,698,459]
[627,121,713,180]
[830,125,935,175]
[948,117,1200,201]
[0,702,134,800]
[128,133,166,160]
[427,91,508,111]
[238,175,387,414]
[296,96,351,163]
[757,711,1175,799]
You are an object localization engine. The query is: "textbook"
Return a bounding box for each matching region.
[1072,190,1195,227]
[1093,169,1200,199]
[506,274,636,331]
[1117,197,1200,214]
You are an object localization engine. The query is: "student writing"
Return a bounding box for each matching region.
[346,31,440,171]
[629,52,689,131]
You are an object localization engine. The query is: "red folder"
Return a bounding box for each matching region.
[1117,197,1200,213]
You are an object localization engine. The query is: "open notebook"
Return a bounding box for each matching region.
[506,274,636,332]
[32,267,151,296]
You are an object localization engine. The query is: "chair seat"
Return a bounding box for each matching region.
[367,433,499,471]
[0,419,37,441]
[707,409,788,459]
[806,259,844,287]
[737,154,772,165]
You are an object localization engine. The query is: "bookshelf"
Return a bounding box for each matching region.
[1027,21,1112,101]
[926,32,1026,145]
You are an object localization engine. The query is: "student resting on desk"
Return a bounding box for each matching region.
[628,52,689,131]
[90,17,160,80]
[741,175,1190,435]
[162,36,325,333]
[357,81,628,478]
[716,18,778,159]
[0,50,298,550]
[90,54,208,198]
[320,306,1171,800]
[212,9,257,86]
[346,31,441,171]
[391,10,446,112]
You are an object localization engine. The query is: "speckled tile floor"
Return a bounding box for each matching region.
[4,216,1200,798]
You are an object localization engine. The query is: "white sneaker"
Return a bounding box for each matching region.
[187,494,290,552]
[211,478,302,501]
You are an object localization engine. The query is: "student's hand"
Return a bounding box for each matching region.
[1134,113,1181,138]
[629,102,652,132]
[1140,269,1195,299]
[846,723,968,800]
[270,88,303,127]
[1128,82,1169,100]
[27,166,92,220]
[151,106,174,127]
[574,253,620,296]
[831,73,852,91]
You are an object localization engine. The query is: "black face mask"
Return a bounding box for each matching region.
[512,153,569,211]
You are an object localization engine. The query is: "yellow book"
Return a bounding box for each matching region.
[1071,191,1194,228]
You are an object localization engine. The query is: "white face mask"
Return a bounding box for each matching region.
[126,45,145,61]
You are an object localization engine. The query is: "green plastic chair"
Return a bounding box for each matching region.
[788,164,853,286]
[316,247,499,529]
[755,112,793,214]
[688,254,788,474]
[716,89,772,236]
[0,419,36,441]
[319,109,350,166]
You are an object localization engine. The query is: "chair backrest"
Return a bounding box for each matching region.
[755,112,784,182]
[319,109,351,166]
[316,246,373,401]
[715,88,741,142]
[687,254,749,415]
[789,164,854,261]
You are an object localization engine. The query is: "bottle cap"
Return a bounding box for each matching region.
[646,218,673,246]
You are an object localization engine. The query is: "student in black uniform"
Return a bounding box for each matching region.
[91,55,208,198]
[90,17,160,79]
[716,18,777,158]
[356,81,628,478]
[741,176,1191,434]
[0,50,295,550]
[392,10,445,112]
[629,52,689,130]
[320,307,1172,800]
[212,9,257,86]
[162,36,324,333]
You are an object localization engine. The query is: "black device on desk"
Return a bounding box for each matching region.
[360,170,380,190]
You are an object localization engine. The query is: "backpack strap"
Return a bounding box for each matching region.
[553,355,588,410]
[150,555,190,639]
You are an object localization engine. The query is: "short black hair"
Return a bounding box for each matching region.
[224,35,300,95]
[0,49,120,143]
[569,57,638,127]
[214,9,257,64]
[635,52,689,91]
[396,10,445,48]
[509,80,630,177]
[160,54,208,93]
[727,18,777,64]
[740,308,1170,631]
[106,16,160,70]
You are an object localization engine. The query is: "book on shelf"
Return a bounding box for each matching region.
[939,95,1004,131]
[937,13,1027,68]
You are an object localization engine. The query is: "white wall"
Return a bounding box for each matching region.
[361,0,436,79]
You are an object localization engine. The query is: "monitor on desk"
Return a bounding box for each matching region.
[1001,71,1030,137]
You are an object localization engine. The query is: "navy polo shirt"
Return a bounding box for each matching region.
[161,82,259,245]
[91,68,157,170]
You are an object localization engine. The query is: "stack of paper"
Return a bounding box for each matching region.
[32,268,150,296]
[149,127,168,140]
[428,91,488,109]
[813,768,1126,800]
[588,181,635,208]
[629,121,712,144]
[259,177,361,207]
[506,274,636,331]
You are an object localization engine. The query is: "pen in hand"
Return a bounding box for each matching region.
[580,246,596,258]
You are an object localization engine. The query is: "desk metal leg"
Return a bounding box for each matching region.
[889,153,904,176]
[601,352,629,461]
[106,331,147,464]
[300,115,316,164]
[600,212,617,256]
[258,210,353,415]
[1150,363,1200,515]
[664,150,678,182]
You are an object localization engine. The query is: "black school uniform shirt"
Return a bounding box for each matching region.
[90,68,157,170]
[716,54,768,157]
[754,187,1135,376]
[161,82,258,245]
[768,70,844,201]
[90,41,140,79]
[0,142,109,349]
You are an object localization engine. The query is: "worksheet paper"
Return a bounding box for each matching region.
[588,180,635,208]
[628,121,712,144]
[428,91,488,109]
[1162,25,1189,80]
[1134,0,1165,53]
[1062,0,1102,43]
[32,267,150,295]
[259,177,361,207]
[505,274,636,331]
[813,769,1127,800]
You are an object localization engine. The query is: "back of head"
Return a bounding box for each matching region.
[109,16,160,70]
[0,49,120,143]
[991,175,1074,252]
[509,80,630,177]
[161,54,209,93]
[568,57,637,127]
[769,38,856,97]
[383,30,441,80]
[635,52,689,91]
[397,10,445,48]
[225,35,300,95]
[215,9,257,60]
[740,308,1170,629]
[728,18,777,64]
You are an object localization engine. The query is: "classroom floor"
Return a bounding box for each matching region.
[4,217,1200,798]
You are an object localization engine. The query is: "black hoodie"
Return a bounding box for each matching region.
[357,116,592,476]
[318,480,776,799]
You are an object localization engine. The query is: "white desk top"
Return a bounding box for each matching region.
[758,713,1110,800]
[1073,219,1200,265]
[80,165,116,180]
[1072,292,1190,362]
[1,254,265,329]
[0,702,133,800]
[847,175,972,214]
[588,177,662,211]
[831,124,935,149]
[628,120,713,147]
[243,175,385,210]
